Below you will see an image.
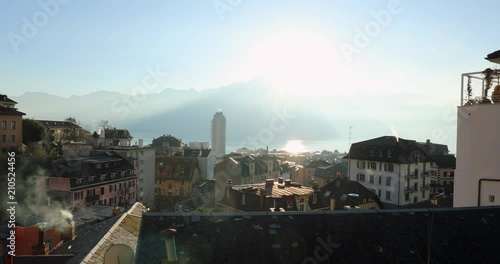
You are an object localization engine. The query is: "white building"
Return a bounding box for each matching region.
[211,110,226,157]
[454,65,500,207]
[184,149,215,180]
[347,136,439,207]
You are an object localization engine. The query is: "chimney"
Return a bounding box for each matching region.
[225,179,232,199]
[265,179,274,196]
[313,182,319,190]
[61,219,76,242]
[426,139,431,144]
[161,228,178,264]
[278,177,284,184]
[139,139,144,148]
[284,179,292,187]
[259,188,266,209]
[32,223,49,255]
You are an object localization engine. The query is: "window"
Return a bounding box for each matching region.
[299,198,305,211]
[313,193,317,204]
[369,175,374,184]
[388,150,392,158]
[287,197,293,208]
[358,174,365,182]
[387,164,394,172]
[76,178,82,184]
[1,121,6,129]
[89,176,95,182]
[378,176,382,185]
[168,184,173,191]
[370,162,376,170]
[443,171,448,177]
[1,135,5,142]
[385,191,391,200]
[11,135,15,143]
[386,177,392,186]
[405,193,410,201]
[361,161,365,169]
[10,121,15,130]
[489,195,495,203]
[101,187,104,195]
[242,194,246,205]
[101,174,106,181]
[96,164,102,169]
[379,150,382,157]
[378,189,381,198]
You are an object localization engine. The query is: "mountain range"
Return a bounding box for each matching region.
[12,79,459,153]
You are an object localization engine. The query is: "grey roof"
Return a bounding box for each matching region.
[51,215,121,263]
[81,202,145,263]
[135,207,500,263]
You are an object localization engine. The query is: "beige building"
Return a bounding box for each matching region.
[0,94,25,153]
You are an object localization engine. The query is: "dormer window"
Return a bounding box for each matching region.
[388,150,392,158]
[89,176,95,182]
[96,164,102,169]
[101,174,106,181]
[76,178,83,184]
[105,163,110,168]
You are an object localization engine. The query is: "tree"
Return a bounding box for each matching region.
[151,134,182,147]
[22,119,48,145]
[99,120,114,130]
[61,117,86,142]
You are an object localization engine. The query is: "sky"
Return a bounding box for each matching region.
[1,0,500,152]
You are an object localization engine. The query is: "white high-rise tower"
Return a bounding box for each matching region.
[211,109,226,157]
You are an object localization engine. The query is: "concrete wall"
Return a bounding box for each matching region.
[454,104,500,207]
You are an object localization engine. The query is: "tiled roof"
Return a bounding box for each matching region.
[233,182,313,198]
[304,159,330,168]
[0,105,25,115]
[136,207,500,263]
[81,202,145,263]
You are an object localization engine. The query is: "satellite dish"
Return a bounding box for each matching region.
[104,244,134,264]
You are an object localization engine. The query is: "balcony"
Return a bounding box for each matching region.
[404,187,418,194]
[404,173,418,180]
[421,184,431,190]
[461,70,500,106]
[85,195,100,202]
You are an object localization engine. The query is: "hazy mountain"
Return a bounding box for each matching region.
[12,79,458,152]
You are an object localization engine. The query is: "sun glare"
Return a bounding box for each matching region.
[244,29,343,96]
[283,140,307,154]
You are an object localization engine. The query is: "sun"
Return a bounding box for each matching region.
[243,29,343,96]
[283,140,307,154]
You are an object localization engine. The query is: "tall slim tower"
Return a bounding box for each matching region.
[211,109,226,157]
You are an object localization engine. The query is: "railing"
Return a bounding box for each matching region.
[461,70,500,106]
[404,187,418,193]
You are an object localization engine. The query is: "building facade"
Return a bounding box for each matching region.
[94,145,156,205]
[35,152,137,210]
[454,68,500,207]
[0,94,25,153]
[154,156,200,197]
[347,136,441,207]
[211,110,226,157]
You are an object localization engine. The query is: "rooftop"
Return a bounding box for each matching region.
[136,206,500,263]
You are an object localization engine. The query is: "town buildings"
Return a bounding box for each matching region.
[0,94,25,153]
[312,163,348,188]
[94,145,156,205]
[37,119,90,144]
[154,156,200,197]
[183,148,215,180]
[211,110,226,157]
[35,151,138,209]
[347,136,453,207]
[218,178,314,212]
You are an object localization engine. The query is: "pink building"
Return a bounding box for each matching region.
[36,151,137,210]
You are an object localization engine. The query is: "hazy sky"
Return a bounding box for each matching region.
[2,0,500,153]
[1,0,499,98]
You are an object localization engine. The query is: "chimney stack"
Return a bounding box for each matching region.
[32,223,49,255]
[313,182,319,190]
[61,219,76,242]
[265,179,274,196]
[278,177,284,184]
[284,179,292,186]
[161,229,178,264]
[259,188,266,209]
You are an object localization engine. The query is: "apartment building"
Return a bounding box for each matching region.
[0,94,25,153]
